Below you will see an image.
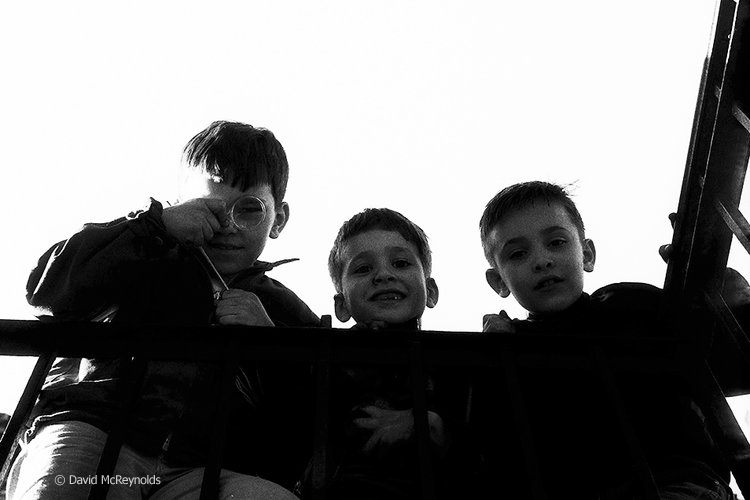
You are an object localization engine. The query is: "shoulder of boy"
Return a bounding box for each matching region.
[120,197,179,254]
[512,282,663,335]
[590,282,663,314]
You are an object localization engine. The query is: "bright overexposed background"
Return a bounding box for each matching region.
[2,2,748,486]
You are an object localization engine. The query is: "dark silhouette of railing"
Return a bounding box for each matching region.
[0,319,729,500]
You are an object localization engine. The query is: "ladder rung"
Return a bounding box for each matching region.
[714,200,750,255]
[732,101,750,134]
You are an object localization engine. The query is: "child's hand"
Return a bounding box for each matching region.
[353,406,446,455]
[658,212,678,263]
[215,289,274,326]
[163,198,231,246]
[483,310,516,333]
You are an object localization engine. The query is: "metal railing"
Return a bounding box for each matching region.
[0,319,722,500]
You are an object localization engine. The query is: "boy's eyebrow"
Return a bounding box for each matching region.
[345,245,416,264]
[386,245,417,254]
[345,250,373,263]
[499,226,572,250]
[540,225,572,235]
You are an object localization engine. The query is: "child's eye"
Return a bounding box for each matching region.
[549,238,567,248]
[393,259,411,268]
[352,265,371,275]
[508,249,526,260]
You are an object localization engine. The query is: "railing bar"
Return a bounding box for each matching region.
[89,356,149,500]
[0,352,56,484]
[311,331,332,500]
[589,348,661,500]
[715,199,750,255]
[199,357,238,500]
[500,350,548,500]
[690,361,750,497]
[409,340,436,500]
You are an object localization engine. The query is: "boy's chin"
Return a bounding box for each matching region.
[359,310,422,326]
[207,253,258,276]
[526,295,580,316]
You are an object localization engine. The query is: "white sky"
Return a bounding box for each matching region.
[3,0,747,441]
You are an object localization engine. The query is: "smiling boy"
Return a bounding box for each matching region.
[304,208,444,499]
[477,181,732,499]
[8,121,318,499]
[331,225,438,329]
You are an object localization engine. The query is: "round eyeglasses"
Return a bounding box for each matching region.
[228,195,267,230]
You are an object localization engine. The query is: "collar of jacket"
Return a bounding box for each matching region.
[249,258,300,272]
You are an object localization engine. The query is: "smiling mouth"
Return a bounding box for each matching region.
[370,292,406,301]
[534,277,563,291]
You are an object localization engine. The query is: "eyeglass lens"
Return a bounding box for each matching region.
[229,196,266,229]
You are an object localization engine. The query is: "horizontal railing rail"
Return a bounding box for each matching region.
[0,319,722,500]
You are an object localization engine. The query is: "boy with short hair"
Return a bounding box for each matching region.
[8,121,318,499]
[303,208,445,499]
[477,181,732,499]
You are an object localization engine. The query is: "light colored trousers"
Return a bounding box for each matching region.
[6,421,297,500]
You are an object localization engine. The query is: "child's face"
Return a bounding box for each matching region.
[485,201,595,316]
[183,178,288,278]
[334,229,438,325]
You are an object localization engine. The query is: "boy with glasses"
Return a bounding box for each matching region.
[8,121,319,499]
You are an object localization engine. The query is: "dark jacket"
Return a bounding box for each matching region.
[25,199,320,487]
[300,319,442,500]
[465,283,730,499]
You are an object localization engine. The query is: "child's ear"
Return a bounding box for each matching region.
[426,278,439,308]
[269,202,290,239]
[582,238,596,273]
[333,293,352,322]
[486,268,510,298]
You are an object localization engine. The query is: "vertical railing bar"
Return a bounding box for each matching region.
[0,352,56,484]
[311,320,333,500]
[499,350,548,500]
[89,356,149,500]
[409,339,436,500]
[589,347,661,500]
[199,354,239,500]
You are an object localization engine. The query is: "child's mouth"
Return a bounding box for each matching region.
[370,292,406,301]
[534,277,563,290]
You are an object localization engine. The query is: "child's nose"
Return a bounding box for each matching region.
[533,254,554,271]
[372,268,396,284]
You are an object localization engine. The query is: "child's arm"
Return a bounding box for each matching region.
[353,405,447,456]
[27,199,177,319]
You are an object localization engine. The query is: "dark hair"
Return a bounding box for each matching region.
[329,208,432,292]
[479,181,585,266]
[182,121,289,205]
